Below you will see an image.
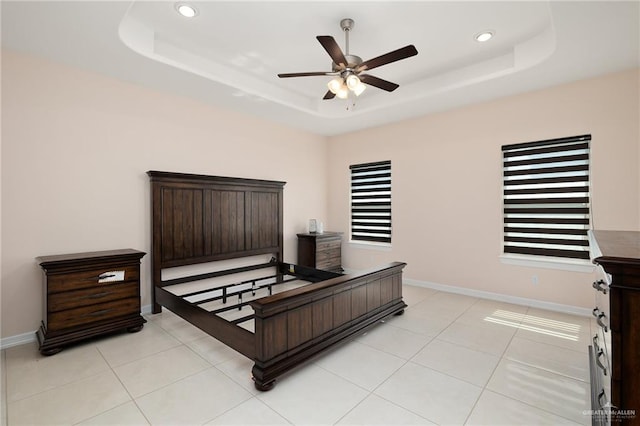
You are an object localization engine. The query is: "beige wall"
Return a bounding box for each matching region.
[1,50,328,338]
[327,68,640,309]
[2,47,638,340]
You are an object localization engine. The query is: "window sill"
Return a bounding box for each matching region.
[349,240,392,251]
[499,253,595,273]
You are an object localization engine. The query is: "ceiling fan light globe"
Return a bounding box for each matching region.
[327,78,343,94]
[346,74,360,90]
[353,82,366,96]
[336,85,350,99]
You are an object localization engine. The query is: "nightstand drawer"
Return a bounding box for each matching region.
[48,297,140,331]
[48,282,139,312]
[316,240,341,252]
[47,265,139,294]
[316,248,340,262]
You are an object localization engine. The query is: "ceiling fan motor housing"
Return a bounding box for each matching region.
[332,55,363,73]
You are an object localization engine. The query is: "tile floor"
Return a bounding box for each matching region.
[1,285,595,425]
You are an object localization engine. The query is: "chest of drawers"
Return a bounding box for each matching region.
[36,249,146,355]
[297,232,343,273]
[588,230,640,425]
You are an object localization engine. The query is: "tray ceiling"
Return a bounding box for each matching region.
[2,1,638,135]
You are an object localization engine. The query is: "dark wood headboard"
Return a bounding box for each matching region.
[147,171,286,313]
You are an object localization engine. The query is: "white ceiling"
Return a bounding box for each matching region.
[2,1,639,136]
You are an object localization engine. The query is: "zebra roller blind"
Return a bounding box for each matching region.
[350,161,392,244]
[502,135,591,260]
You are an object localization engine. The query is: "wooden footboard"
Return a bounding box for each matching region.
[250,261,406,390]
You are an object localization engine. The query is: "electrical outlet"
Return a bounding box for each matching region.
[532,275,539,285]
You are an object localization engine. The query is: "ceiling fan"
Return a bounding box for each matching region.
[278,18,418,100]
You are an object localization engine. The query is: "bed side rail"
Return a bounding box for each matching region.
[155,286,255,358]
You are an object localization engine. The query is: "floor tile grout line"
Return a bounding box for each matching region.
[470,388,587,426]
[511,331,593,354]
[4,345,114,405]
[87,341,154,425]
[308,325,431,424]
[399,297,591,425]
[253,389,301,426]
[6,341,149,425]
[200,393,262,426]
[337,294,487,425]
[122,364,219,401]
[107,323,272,424]
[501,356,591,384]
[468,304,590,426]
[481,387,588,425]
[333,385,435,426]
[253,359,372,426]
[94,329,236,412]
[331,352,435,425]
[461,304,527,425]
[356,332,437,362]
[103,339,202,371]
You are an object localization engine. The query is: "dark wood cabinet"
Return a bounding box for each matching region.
[297,232,343,273]
[589,230,640,425]
[36,249,146,355]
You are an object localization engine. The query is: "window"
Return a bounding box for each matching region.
[350,160,392,244]
[502,135,591,260]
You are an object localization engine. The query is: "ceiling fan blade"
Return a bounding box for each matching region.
[316,35,348,67]
[357,45,418,72]
[278,72,333,78]
[360,74,400,92]
[323,90,336,100]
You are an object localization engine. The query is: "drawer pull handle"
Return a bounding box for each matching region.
[86,309,112,318]
[595,349,608,376]
[592,279,608,294]
[86,274,116,282]
[598,390,609,410]
[596,312,608,332]
[592,307,600,318]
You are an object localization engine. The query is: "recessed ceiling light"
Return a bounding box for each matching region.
[176,3,198,18]
[475,31,494,42]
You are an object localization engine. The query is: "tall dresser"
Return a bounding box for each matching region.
[588,230,640,425]
[36,249,146,355]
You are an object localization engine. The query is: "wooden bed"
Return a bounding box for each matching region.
[148,171,406,390]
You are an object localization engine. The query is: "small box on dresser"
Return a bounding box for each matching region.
[588,230,640,426]
[36,249,146,355]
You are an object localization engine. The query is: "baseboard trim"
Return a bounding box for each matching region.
[141,304,152,315]
[0,331,36,350]
[403,278,591,317]
[1,304,155,350]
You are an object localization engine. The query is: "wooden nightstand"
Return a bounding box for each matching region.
[36,249,146,355]
[297,232,343,273]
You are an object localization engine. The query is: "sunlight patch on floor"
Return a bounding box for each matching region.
[483,310,582,341]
